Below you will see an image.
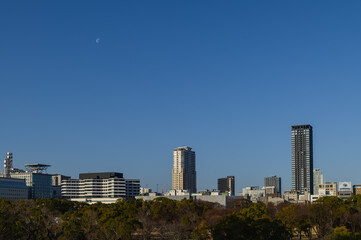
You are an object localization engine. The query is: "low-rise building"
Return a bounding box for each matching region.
[0,177,28,200]
[318,182,337,197]
[353,185,361,196]
[242,186,265,202]
[1,156,53,199]
[8,164,53,199]
[52,174,70,198]
[338,182,352,200]
[284,190,299,202]
[62,172,140,203]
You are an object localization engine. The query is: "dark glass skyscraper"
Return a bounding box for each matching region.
[292,125,313,194]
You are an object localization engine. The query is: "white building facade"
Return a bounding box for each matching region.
[62,172,140,202]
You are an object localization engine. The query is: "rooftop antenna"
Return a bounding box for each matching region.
[4,152,13,178]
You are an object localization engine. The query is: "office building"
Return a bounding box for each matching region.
[218,176,235,196]
[292,125,313,194]
[313,169,323,195]
[284,190,299,202]
[0,177,28,200]
[172,146,196,193]
[52,174,71,198]
[242,186,265,202]
[338,182,352,200]
[264,175,281,194]
[1,156,53,199]
[354,185,361,195]
[62,172,140,203]
[318,182,337,197]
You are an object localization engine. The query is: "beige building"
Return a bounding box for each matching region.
[284,190,299,202]
[318,182,337,197]
[172,146,196,193]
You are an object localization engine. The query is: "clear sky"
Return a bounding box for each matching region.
[1,1,361,194]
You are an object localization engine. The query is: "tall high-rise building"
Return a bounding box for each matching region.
[218,176,235,196]
[313,169,323,195]
[172,146,196,193]
[264,175,281,194]
[292,125,313,194]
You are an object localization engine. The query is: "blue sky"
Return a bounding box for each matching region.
[1,1,361,193]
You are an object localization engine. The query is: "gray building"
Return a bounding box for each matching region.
[313,169,323,195]
[217,176,235,196]
[172,147,197,193]
[264,175,281,194]
[292,125,313,194]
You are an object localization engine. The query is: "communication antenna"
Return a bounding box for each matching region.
[4,152,13,178]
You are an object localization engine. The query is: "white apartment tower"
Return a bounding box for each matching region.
[172,146,196,193]
[313,169,323,195]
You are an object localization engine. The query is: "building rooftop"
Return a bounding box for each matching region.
[24,163,51,173]
[79,172,123,180]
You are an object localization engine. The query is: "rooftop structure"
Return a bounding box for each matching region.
[24,163,51,174]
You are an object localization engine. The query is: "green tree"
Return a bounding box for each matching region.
[309,196,347,239]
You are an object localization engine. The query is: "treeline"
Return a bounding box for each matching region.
[2,196,361,240]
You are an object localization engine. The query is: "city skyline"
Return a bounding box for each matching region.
[2,1,361,194]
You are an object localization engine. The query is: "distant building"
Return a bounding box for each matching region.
[353,185,361,196]
[136,192,244,208]
[172,146,196,193]
[242,186,265,202]
[52,174,70,198]
[264,175,281,194]
[140,187,152,195]
[0,177,28,200]
[218,176,235,196]
[264,186,276,195]
[318,182,337,197]
[1,161,53,199]
[292,125,313,194]
[338,182,352,200]
[62,172,140,203]
[284,190,299,202]
[126,179,141,198]
[313,169,323,195]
